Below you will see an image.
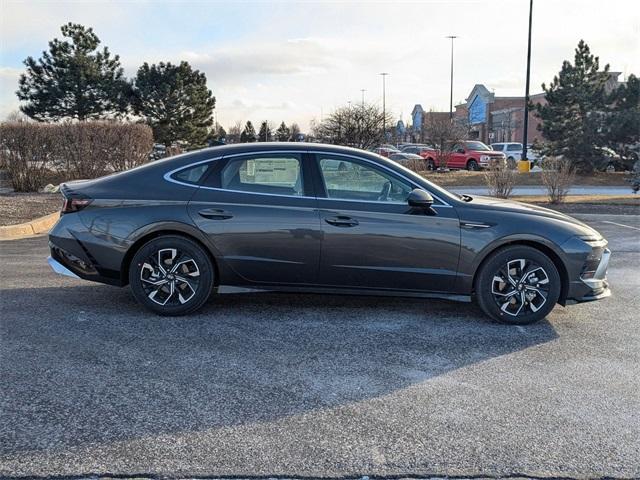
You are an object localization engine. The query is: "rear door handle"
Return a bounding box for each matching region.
[198,208,233,220]
[325,216,359,227]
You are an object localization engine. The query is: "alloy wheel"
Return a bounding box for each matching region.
[491,258,550,317]
[140,248,201,306]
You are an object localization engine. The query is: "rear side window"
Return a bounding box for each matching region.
[171,163,210,185]
[220,154,304,196]
[507,144,522,151]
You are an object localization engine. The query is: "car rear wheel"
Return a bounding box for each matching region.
[475,245,561,325]
[129,235,214,316]
[467,159,479,171]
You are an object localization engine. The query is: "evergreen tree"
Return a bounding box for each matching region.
[240,121,257,142]
[605,74,640,159]
[534,40,611,172]
[133,61,215,147]
[275,121,290,141]
[16,23,130,121]
[257,121,272,142]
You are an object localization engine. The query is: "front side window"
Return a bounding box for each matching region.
[220,154,304,196]
[507,144,522,151]
[464,141,491,151]
[318,156,412,203]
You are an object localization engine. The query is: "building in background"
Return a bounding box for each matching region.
[410,105,450,143]
[453,73,625,145]
[454,84,545,144]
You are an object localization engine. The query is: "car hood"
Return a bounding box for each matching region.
[470,150,504,156]
[465,195,602,237]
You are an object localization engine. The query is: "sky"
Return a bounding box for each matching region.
[1,0,638,130]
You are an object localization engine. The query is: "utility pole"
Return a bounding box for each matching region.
[446,36,458,120]
[380,72,389,140]
[521,0,533,161]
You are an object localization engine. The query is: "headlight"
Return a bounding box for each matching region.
[480,155,490,162]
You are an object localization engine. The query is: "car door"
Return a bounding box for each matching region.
[187,151,321,285]
[449,143,466,169]
[312,153,461,293]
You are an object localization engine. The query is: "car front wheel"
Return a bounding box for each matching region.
[475,245,561,324]
[467,159,479,171]
[129,235,214,316]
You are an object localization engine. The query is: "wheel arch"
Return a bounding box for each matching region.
[121,223,221,287]
[471,239,570,306]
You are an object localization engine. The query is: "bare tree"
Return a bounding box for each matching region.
[484,163,517,198]
[425,114,466,170]
[289,122,301,141]
[313,103,393,149]
[541,156,575,203]
[226,121,242,143]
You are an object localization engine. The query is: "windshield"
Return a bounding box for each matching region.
[464,141,491,151]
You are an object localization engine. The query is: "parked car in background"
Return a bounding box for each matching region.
[594,147,634,172]
[48,142,611,324]
[491,142,523,168]
[389,152,426,168]
[372,145,401,157]
[425,141,506,171]
[400,144,435,155]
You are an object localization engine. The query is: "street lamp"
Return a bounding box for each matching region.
[521,0,533,161]
[360,89,366,107]
[380,72,389,139]
[446,36,458,120]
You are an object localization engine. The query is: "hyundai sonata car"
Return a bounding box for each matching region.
[48,143,611,324]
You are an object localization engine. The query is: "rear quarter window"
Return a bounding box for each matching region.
[171,163,210,185]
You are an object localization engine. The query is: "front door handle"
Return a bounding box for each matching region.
[198,208,233,220]
[325,216,359,227]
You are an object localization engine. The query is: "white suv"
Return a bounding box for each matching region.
[491,142,523,167]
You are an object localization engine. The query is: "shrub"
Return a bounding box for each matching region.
[541,156,575,203]
[405,157,426,173]
[0,121,153,191]
[0,122,56,192]
[484,163,517,199]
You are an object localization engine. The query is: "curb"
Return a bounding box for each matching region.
[0,212,59,241]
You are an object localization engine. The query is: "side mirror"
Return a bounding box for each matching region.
[407,189,434,209]
[456,148,465,154]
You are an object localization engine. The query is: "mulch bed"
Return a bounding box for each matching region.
[0,193,61,226]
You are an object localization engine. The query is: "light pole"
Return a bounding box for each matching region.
[446,36,458,120]
[521,0,533,161]
[360,89,366,107]
[380,72,389,139]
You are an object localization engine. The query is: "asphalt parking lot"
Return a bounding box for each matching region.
[1,213,639,478]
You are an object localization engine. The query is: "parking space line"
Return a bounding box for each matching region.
[602,221,640,231]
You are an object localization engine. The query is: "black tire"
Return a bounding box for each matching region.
[475,245,561,325]
[507,157,517,169]
[426,158,436,171]
[467,159,479,171]
[129,235,214,316]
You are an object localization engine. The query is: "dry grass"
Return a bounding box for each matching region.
[420,170,630,187]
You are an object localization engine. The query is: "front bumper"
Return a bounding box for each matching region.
[569,247,612,303]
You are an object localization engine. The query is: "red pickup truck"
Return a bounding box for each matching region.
[421,141,506,171]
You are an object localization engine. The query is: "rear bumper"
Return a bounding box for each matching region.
[48,212,129,286]
[47,256,80,279]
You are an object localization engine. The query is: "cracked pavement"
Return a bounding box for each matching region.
[0,214,639,478]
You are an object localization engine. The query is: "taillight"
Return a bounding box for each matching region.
[61,198,92,214]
